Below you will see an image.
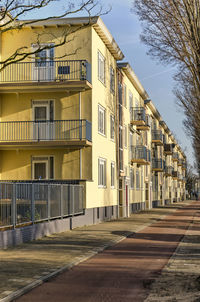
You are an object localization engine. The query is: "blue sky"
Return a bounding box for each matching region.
[26,0,194,166]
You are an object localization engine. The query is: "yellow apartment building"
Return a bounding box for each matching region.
[0,16,186,247]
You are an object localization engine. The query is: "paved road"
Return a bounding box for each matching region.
[16,201,198,302]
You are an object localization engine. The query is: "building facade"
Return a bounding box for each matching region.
[0,16,186,246]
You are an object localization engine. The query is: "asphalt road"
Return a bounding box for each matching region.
[16,202,197,302]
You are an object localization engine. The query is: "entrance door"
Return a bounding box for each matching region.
[32,47,55,82]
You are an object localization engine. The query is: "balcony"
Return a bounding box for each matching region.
[130,145,151,165]
[0,119,92,148]
[172,171,178,180]
[172,152,179,161]
[182,162,186,170]
[130,107,150,131]
[164,144,173,155]
[151,130,163,145]
[152,159,164,172]
[0,60,92,92]
[178,159,183,166]
[164,166,173,176]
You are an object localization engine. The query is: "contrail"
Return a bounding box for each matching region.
[142,67,176,80]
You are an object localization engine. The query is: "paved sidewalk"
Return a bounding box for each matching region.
[0,201,194,302]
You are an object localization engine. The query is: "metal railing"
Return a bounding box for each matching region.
[0,60,91,84]
[0,119,92,142]
[130,107,146,122]
[0,182,84,228]
[172,171,178,178]
[164,165,173,175]
[152,130,163,142]
[164,144,173,153]
[131,145,151,162]
[172,152,179,160]
[152,159,164,170]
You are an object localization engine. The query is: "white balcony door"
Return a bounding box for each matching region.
[32,101,54,141]
[32,46,55,82]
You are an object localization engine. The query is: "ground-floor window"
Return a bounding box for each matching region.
[32,156,54,180]
[98,158,106,188]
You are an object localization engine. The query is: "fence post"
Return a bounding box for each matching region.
[72,186,75,216]
[60,185,63,219]
[31,183,35,223]
[48,184,51,220]
[12,184,16,228]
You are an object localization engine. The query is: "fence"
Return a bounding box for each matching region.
[0,60,92,84]
[0,182,84,228]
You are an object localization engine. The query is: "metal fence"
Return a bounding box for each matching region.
[130,145,151,162]
[0,119,92,142]
[0,60,91,84]
[0,182,84,228]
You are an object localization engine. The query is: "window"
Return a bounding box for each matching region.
[110,66,115,94]
[111,162,115,188]
[124,84,127,107]
[98,105,106,135]
[136,169,140,190]
[32,156,54,180]
[129,91,133,111]
[110,114,115,140]
[98,51,105,84]
[124,125,127,148]
[130,168,134,189]
[98,158,106,187]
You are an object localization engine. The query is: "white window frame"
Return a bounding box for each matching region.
[110,114,115,141]
[124,125,127,148]
[111,162,115,188]
[98,51,106,85]
[136,169,140,190]
[124,84,127,108]
[130,167,134,189]
[98,158,107,188]
[110,65,115,94]
[98,104,106,136]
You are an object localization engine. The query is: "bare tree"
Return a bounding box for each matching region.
[0,0,106,69]
[133,0,200,172]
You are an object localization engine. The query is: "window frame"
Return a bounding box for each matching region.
[98,50,106,85]
[110,65,115,94]
[98,104,106,136]
[98,158,107,188]
[111,162,115,188]
[110,114,115,141]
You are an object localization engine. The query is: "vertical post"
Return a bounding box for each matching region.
[60,184,63,219]
[12,184,16,228]
[48,184,51,220]
[31,183,35,223]
[72,186,75,216]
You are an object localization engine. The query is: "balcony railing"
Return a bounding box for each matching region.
[152,159,164,171]
[182,162,187,170]
[152,130,163,144]
[0,119,92,143]
[0,60,91,84]
[172,152,179,161]
[164,144,173,154]
[172,171,178,179]
[130,107,146,123]
[164,166,173,176]
[131,146,151,164]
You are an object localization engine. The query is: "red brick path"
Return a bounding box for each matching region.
[17,202,199,302]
